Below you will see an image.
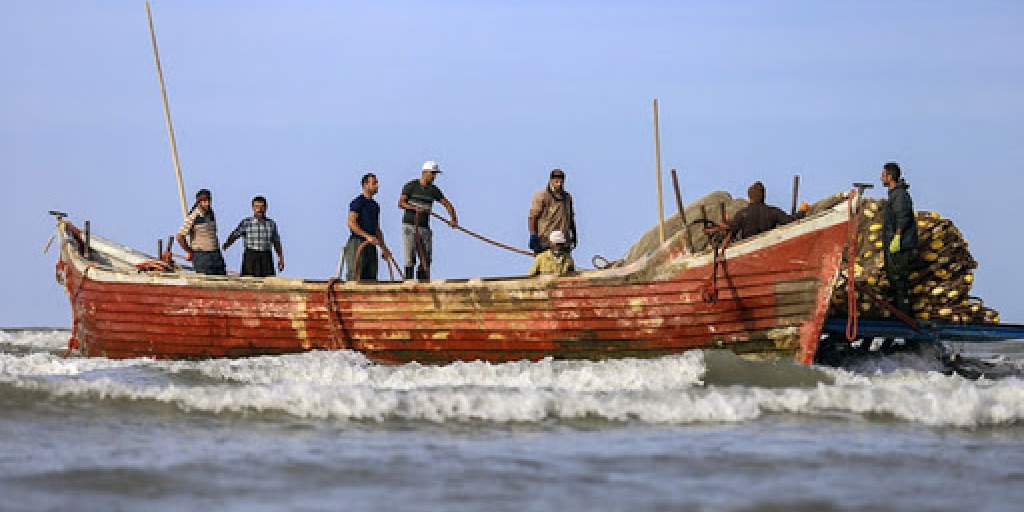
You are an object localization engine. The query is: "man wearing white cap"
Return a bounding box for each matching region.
[527,230,576,276]
[397,160,459,280]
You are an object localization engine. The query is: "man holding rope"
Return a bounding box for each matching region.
[341,173,390,281]
[398,161,458,280]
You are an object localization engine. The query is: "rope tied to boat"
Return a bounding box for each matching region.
[700,226,733,304]
[135,259,174,273]
[59,260,97,358]
[324,277,350,351]
[845,189,861,341]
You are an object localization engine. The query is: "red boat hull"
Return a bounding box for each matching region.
[56,203,851,365]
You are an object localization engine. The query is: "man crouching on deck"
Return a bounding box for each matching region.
[176,188,227,276]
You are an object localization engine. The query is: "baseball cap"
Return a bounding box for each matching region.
[422,161,441,173]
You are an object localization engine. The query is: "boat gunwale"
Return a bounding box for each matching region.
[57,189,857,293]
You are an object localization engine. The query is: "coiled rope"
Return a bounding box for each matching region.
[350,239,403,282]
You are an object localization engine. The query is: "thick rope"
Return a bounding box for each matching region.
[429,211,533,257]
[324,277,349,350]
[61,261,96,357]
[383,251,404,281]
[700,228,732,304]
[351,240,400,282]
[845,190,861,341]
[858,285,920,331]
[413,211,431,279]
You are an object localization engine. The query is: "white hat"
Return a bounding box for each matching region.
[422,160,441,173]
[549,230,566,244]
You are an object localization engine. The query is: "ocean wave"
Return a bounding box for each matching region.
[0,328,70,350]
[2,330,1022,427]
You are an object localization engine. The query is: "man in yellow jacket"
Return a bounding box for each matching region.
[528,230,576,276]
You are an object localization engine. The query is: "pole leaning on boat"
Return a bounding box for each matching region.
[652,99,665,245]
[146,1,188,220]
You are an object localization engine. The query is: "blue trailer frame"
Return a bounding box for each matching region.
[823,318,1024,343]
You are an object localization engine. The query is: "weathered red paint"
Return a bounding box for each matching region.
[56,196,853,364]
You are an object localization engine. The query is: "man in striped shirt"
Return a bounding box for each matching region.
[222,195,285,277]
[177,188,227,276]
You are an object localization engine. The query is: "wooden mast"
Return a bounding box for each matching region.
[146,1,188,219]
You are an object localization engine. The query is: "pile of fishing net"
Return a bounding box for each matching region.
[615,191,1000,324]
[616,190,845,266]
[617,191,745,265]
[828,198,1000,324]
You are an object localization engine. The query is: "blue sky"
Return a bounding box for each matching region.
[2,0,1022,327]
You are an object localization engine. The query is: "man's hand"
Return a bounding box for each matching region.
[185,250,193,261]
[529,234,542,253]
[277,258,285,272]
[702,223,728,235]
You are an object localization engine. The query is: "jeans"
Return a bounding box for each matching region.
[192,250,226,276]
[402,224,432,271]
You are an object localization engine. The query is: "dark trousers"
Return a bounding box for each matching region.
[343,237,378,281]
[884,248,915,316]
[192,250,226,276]
[241,249,275,277]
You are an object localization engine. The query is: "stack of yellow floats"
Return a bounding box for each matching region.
[829,198,1000,324]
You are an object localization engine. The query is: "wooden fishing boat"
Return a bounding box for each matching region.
[51,191,858,364]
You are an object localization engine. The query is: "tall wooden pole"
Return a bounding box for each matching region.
[653,99,665,244]
[146,1,188,220]
[791,174,800,216]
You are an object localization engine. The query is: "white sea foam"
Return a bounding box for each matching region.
[0,328,70,350]
[2,330,1022,427]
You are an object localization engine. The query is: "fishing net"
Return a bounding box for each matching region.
[611,192,1000,324]
[828,198,1000,324]
[616,191,746,266]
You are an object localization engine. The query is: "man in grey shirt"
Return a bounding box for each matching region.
[397,160,458,280]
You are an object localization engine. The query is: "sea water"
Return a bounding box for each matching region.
[1,329,1022,512]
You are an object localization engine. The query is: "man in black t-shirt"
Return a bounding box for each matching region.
[341,173,390,281]
[397,161,459,280]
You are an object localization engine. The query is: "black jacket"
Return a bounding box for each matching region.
[882,180,918,251]
[728,202,793,240]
